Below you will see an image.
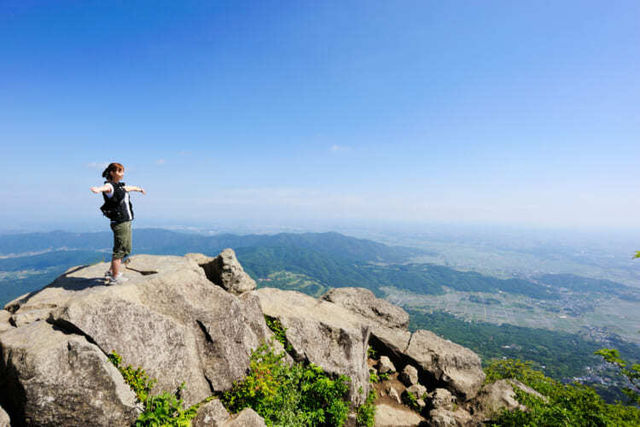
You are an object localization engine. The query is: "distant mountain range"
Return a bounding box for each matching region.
[0,228,577,304]
[0,229,422,262]
[2,229,638,304]
[0,229,422,304]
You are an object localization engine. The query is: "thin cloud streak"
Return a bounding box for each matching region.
[86,162,107,170]
[330,145,351,153]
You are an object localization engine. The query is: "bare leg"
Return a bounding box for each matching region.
[111,257,122,277]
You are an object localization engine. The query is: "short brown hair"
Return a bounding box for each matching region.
[101,162,125,180]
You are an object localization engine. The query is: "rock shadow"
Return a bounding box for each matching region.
[46,275,109,292]
[4,268,108,312]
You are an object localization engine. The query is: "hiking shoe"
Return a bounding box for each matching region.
[108,274,128,285]
[104,270,114,280]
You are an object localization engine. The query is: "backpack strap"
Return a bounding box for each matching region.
[103,181,126,204]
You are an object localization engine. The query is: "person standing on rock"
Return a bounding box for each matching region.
[90,162,145,284]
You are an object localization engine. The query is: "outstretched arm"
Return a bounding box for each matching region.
[90,184,113,194]
[124,185,146,195]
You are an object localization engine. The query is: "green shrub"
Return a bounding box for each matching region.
[402,390,420,411]
[264,315,294,353]
[368,369,390,384]
[367,346,378,360]
[485,358,640,426]
[136,384,199,427]
[108,351,156,403]
[596,348,640,406]
[356,389,376,427]
[221,341,351,426]
[108,351,200,427]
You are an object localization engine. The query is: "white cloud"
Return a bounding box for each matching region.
[86,162,107,170]
[156,159,166,166]
[330,145,351,153]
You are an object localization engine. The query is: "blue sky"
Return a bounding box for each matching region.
[1,1,639,231]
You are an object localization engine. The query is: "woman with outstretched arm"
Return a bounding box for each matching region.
[90,162,145,284]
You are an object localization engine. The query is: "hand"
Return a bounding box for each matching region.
[140,188,146,195]
[90,187,100,193]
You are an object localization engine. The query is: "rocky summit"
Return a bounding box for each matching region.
[0,250,523,426]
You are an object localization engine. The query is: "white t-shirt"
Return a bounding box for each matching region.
[105,183,114,198]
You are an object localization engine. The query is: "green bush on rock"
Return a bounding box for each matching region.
[221,341,354,426]
[108,351,200,427]
[109,338,377,426]
[264,315,293,353]
[485,359,640,426]
[356,389,376,427]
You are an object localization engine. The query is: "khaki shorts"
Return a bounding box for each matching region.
[111,221,132,259]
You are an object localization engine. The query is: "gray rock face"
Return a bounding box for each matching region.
[0,253,273,424]
[188,249,257,295]
[473,379,544,421]
[191,400,266,427]
[405,330,485,400]
[315,283,487,407]
[378,355,396,374]
[0,310,11,334]
[431,388,455,411]
[473,379,522,418]
[254,285,487,408]
[253,288,371,405]
[322,287,410,329]
[0,405,10,427]
[0,321,139,426]
[224,408,266,426]
[428,407,473,427]
[400,364,419,386]
[371,327,412,360]
[374,403,425,426]
[404,384,428,410]
[406,383,427,399]
[386,385,401,404]
[192,399,230,427]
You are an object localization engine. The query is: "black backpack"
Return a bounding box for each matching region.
[100,182,131,222]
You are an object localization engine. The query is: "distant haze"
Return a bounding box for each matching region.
[1,1,638,230]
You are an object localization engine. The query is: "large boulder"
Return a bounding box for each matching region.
[405,330,485,400]
[323,289,485,401]
[428,407,473,427]
[320,290,413,368]
[0,321,139,426]
[472,379,544,422]
[374,403,425,426]
[400,364,419,387]
[387,385,401,404]
[1,253,274,424]
[192,399,230,427]
[0,311,11,334]
[192,400,266,427]
[430,388,455,411]
[378,355,396,374]
[322,287,409,329]
[253,288,371,405]
[187,249,256,295]
[0,406,9,427]
[224,408,266,426]
[255,286,487,406]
